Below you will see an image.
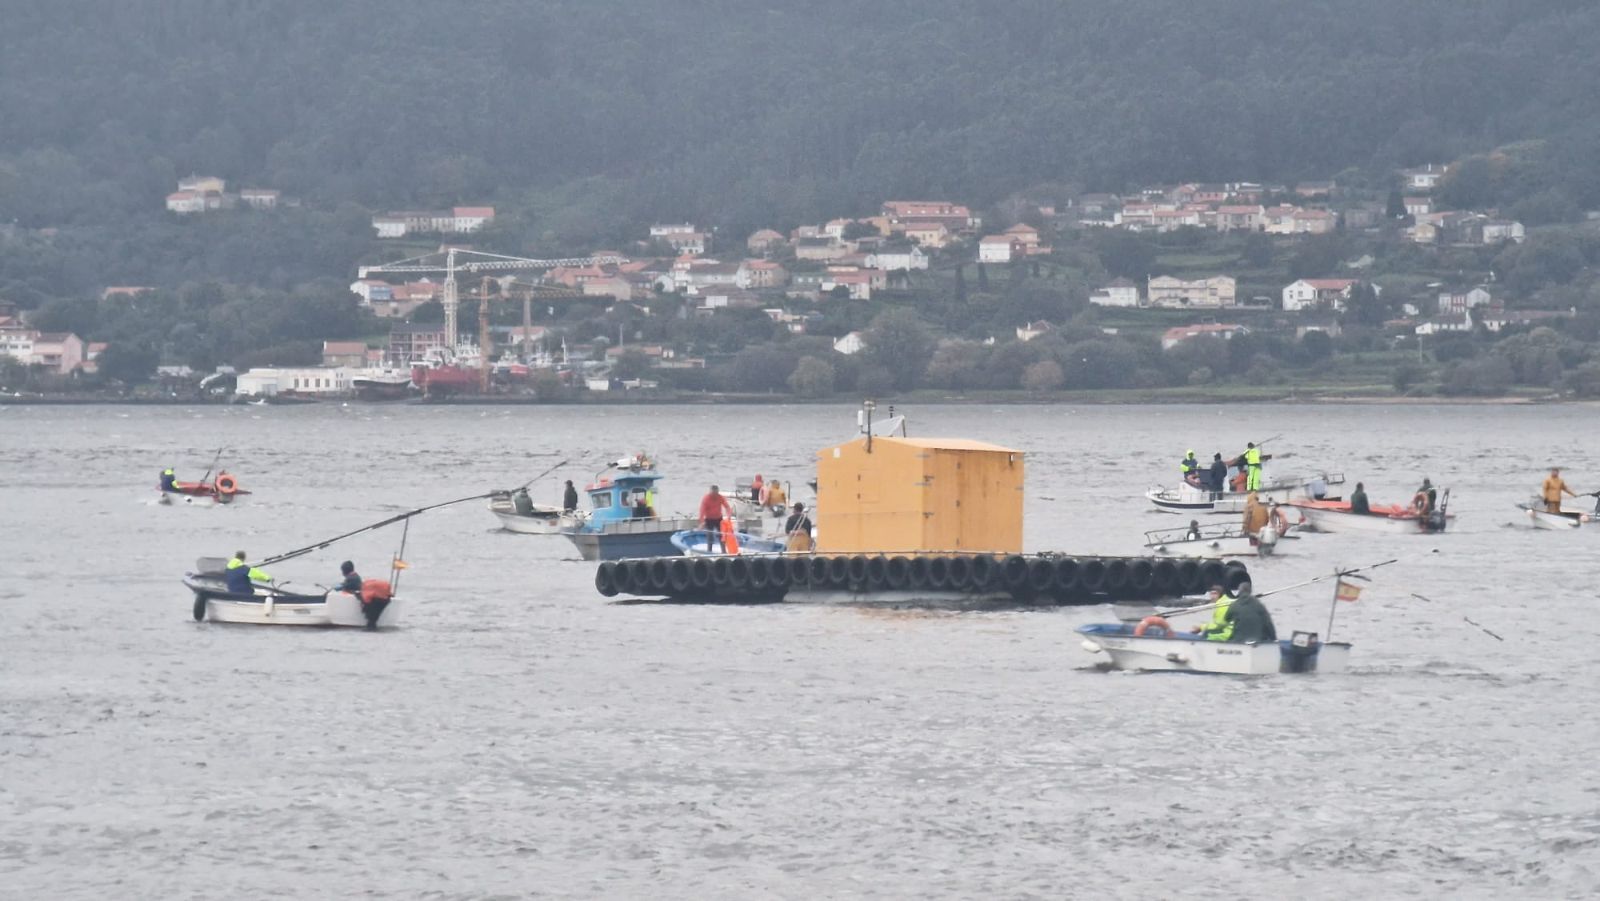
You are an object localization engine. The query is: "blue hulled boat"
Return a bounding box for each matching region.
[562,458,761,561]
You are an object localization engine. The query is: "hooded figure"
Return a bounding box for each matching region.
[338,560,362,594]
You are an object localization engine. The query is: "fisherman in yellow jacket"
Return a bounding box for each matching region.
[1542,467,1578,514]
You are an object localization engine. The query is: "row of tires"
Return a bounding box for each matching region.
[594,553,1251,603]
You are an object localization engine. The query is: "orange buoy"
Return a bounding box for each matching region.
[720,518,740,555]
[1134,615,1172,637]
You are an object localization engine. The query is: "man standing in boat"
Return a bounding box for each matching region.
[562,480,579,513]
[1542,468,1578,514]
[1240,442,1271,492]
[1207,453,1228,500]
[699,485,734,553]
[784,502,814,553]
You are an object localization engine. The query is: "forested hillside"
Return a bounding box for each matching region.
[4,0,1600,238]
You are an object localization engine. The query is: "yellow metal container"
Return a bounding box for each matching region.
[814,436,1024,554]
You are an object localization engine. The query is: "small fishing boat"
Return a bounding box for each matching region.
[159,470,250,505]
[184,572,402,628]
[1144,522,1279,558]
[563,457,760,561]
[670,528,787,557]
[1289,495,1451,535]
[1146,471,1344,513]
[487,491,582,534]
[1076,623,1349,674]
[1517,496,1598,530]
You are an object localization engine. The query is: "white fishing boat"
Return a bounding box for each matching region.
[1517,496,1597,530]
[1076,623,1349,674]
[1144,522,1279,558]
[1146,471,1344,513]
[183,572,402,628]
[1289,496,1451,535]
[487,491,582,534]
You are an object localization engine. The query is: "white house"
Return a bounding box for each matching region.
[1282,278,1360,313]
[1481,220,1526,244]
[1415,312,1473,336]
[166,191,207,214]
[450,206,495,233]
[650,223,698,237]
[240,188,279,209]
[235,367,352,397]
[979,235,1022,263]
[865,246,929,271]
[1403,164,1447,192]
[1147,275,1236,309]
[1403,197,1433,217]
[372,215,407,238]
[1438,287,1493,315]
[1089,277,1140,307]
[833,332,866,355]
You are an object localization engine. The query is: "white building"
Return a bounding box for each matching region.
[372,216,407,238]
[1403,164,1447,192]
[235,367,352,397]
[1282,278,1361,313]
[1147,275,1236,309]
[1089,277,1140,307]
[166,191,207,214]
[450,206,495,233]
[978,235,1021,263]
[240,188,279,209]
[1438,287,1493,315]
[833,332,866,355]
[650,223,698,237]
[865,247,929,271]
[1482,220,1526,244]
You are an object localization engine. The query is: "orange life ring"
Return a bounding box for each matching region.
[216,474,238,494]
[1411,493,1427,514]
[1134,615,1172,637]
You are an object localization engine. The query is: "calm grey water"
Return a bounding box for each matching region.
[3,402,1599,899]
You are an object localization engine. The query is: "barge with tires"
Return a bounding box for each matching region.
[595,552,1252,605]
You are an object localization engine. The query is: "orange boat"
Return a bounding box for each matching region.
[161,470,251,505]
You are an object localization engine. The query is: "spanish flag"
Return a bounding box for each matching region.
[392,559,410,570]
[1335,578,1363,603]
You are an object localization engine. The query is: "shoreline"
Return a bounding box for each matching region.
[0,391,1578,407]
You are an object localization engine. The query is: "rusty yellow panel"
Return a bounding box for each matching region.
[815,436,1023,554]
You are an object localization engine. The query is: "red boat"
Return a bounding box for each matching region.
[410,348,480,395]
[162,471,251,505]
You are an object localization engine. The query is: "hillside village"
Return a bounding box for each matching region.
[3,161,1595,401]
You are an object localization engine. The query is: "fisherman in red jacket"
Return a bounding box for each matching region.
[698,485,734,552]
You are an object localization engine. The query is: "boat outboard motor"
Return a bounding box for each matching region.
[1280,631,1321,673]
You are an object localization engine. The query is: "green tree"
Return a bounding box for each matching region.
[1021,359,1064,392]
[95,341,159,383]
[862,308,933,391]
[612,349,652,380]
[787,355,836,397]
